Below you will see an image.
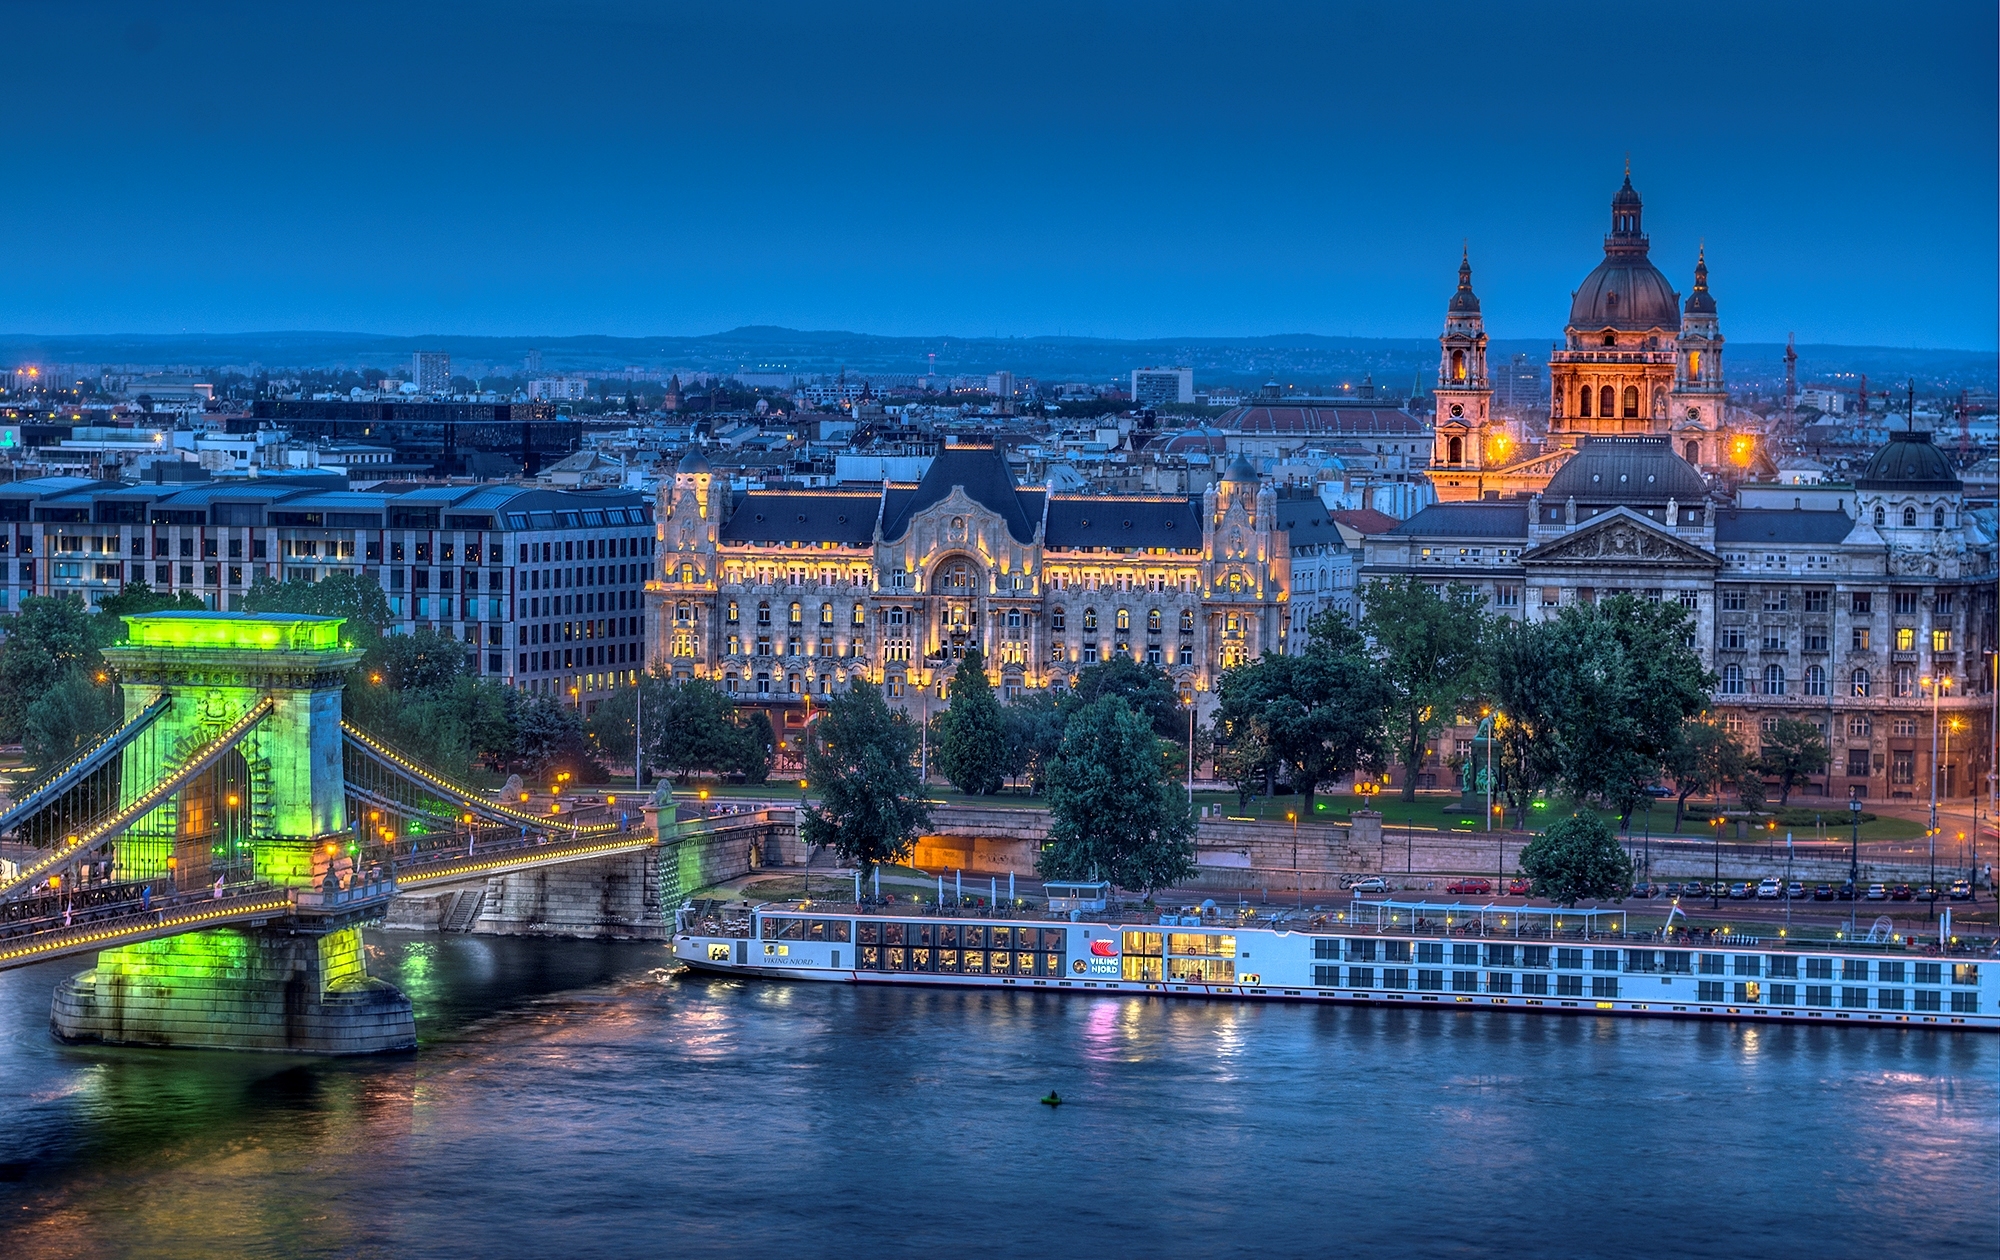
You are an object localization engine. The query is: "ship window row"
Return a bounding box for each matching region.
[1312,945,1974,988]
[857,922,1065,951]
[859,947,1067,976]
[1299,969,1979,1012]
[760,917,853,943]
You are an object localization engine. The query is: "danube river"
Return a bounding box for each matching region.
[0,933,1991,1259]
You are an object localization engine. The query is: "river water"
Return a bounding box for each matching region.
[0,932,1991,1259]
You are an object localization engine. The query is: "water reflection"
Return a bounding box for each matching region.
[0,934,1991,1260]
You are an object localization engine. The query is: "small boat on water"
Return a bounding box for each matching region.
[673,894,1999,1032]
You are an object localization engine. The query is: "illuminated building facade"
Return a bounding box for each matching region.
[1433,172,1750,501]
[647,442,1290,720]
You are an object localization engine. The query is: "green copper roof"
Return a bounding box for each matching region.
[121,611,348,652]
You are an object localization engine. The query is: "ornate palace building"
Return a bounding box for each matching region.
[1431,172,1752,502]
[646,441,1289,721]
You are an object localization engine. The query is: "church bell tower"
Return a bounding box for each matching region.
[1431,249,1496,494]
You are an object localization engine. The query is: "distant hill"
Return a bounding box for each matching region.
[0,327,1986,394]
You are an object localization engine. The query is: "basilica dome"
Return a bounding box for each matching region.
[1567,175,1681,334]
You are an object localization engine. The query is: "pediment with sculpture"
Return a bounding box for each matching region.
[1522,513,1718,568]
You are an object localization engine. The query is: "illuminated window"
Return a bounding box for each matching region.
[1895,627,1916,651]
[1933,629,1953,652]
[726,601,739,623]
[851,604,864,626]
[1147,608,1162,633]
[1116,608,1130,632]
[820,602,833,626]
[789,602,802,625]
[1082,608,1098,632]
[1180,609,1195,634]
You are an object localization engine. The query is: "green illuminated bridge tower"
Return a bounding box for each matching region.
[48,612,418,1053]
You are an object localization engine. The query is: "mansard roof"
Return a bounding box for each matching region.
[1386,502,1531,539]
[718,490,880,545]
[1215,406,1427,436]
[1043,496,1201,550]
[1713,508,1856,546]
[880,443,1037,544]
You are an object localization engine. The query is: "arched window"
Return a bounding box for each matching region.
[1180,609,1195,633]
[756,601,771,626]
[1763,664,1787,695]
[1578,387,1593,418]
[1902,507,1917,527]
[819,602,833,625]
[945,562,971,590]
[1894,666,1915,697]
[1050,607,1066,631]
[1622,386,1640,417]
[1447,436,1464,463]
[1082,608,1098,632]
[1116,608,1131,632]
[789,602,802,625]
[851,603,865,626]
[1147,608,1162,633]
[1805,664,1828,696]
[1934,506,1946,528]
[1721,664,1743,695]
[1600,385,1617,417]
[1851,669,1871,697]
[1873,506,1885,526]
[1684,440,1699,464]
[1450,350,1466,381]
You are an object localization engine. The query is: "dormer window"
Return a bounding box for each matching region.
[1933,507,1946,528]
[1902,507,1917,527]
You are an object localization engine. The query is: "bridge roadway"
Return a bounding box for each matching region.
[0,825,661,973]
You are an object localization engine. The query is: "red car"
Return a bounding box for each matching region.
[1445,878,1493,896]
[1507,878,1533,897]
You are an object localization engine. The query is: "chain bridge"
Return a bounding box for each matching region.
[0,611,672,1054]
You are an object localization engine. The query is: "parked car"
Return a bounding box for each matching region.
[1890,884,1914,902]
[1349,877,1392,895]
[1728,882,1753,900]
[1865,883,1888,901]
[1915,885,1939,902]
[1627,883,1655,899]
[1949,879,1973,901]
[1507,878,1533,897]
[1786,881,1805,900]
[1812,884,1836,901]
[1837,882,1856,901]
[1445,878,1492,896]
[1683,881,1710,898]
[1756,878,1782,900]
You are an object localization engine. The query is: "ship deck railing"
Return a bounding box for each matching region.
[678,897,1996,958]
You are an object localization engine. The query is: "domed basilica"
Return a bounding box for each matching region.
[1430,171,1741,502]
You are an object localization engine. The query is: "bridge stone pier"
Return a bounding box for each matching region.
[47,613,416,1055]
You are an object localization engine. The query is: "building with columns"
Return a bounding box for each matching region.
[646,441,1290,726]
[1431,173,1755,502]
[1368,433,1996,799]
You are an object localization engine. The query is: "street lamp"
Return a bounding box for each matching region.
[1923,674,1953,933]
[1848,793,1862,939]
[1288,810,1298,906]
[1476,709,1499,833]
[1709,815,1723,910]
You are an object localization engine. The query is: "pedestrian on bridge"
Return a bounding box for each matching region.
[213,874,225,900]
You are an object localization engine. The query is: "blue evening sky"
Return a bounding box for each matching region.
[5,1,1994,347]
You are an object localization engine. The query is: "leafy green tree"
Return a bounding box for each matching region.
[1485,617,1566,824]
[1360,576,1488,802]
[801,683,929,874]
[1518,810,1634,907]
[1662,716,1748,830]
[732,710,774,784]
[1212,713,1274,809]
[23,668,121,775]
[1041,696,1197,897]
[240,571,393,644]
[1541,594,1714,823]
[934,647,1008,795]
[1067,655,1185,740]
[0,596,102,741]
[584,671,673,771]
[506,690,594,779]
[1002,688,1067,793]
[1214,611,1389,816]
[1757,717,1828,806]
[94,582,204,641]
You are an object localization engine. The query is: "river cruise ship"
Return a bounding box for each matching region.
[673,894,1999,1031]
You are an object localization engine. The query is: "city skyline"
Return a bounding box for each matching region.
[1,2,1992,348]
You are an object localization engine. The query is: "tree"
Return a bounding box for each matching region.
[1757,717,1829,806]
[1041,696,1197,897]
[1518,811,1634,907]
[1002,689,1067,793]
[1662,716,1748,831]
[801,683,928,874]
[1360,576,1489,802]
[1067,655,1184,740]
[934,647,1008,795]
[1214,611,1390,816]
[1212,713,1273,809]
[240,571,393,645]
[0,596,102,741]
[1484,618,1566,825]
[732,711,774,784]
[506,691,594,779]
[94,582,204,641]
[23,668,121,774]
[1540,595,1714,824]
